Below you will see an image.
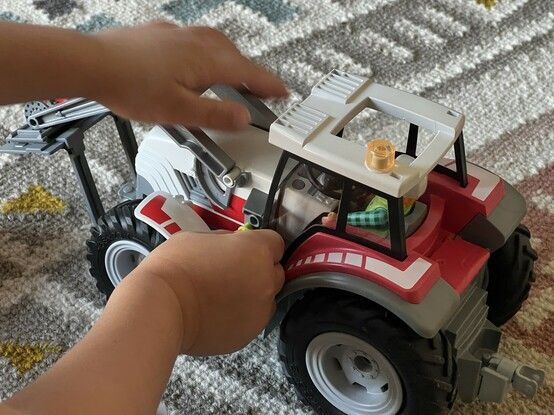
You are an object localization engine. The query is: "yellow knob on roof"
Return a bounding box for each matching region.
[365,139,395,173]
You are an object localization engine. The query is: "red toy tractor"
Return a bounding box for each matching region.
[2,70,544,414]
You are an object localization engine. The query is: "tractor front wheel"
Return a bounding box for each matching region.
[86,199,165,299]
[279,289,456,415]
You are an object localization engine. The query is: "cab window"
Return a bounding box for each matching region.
[265,153,411,260]
[338,182,428,258]
[269,159,342,245]
[340,184,392,247]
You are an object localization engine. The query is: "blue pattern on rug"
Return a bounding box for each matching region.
[163,0,298,24]
[76,13,119,32]
[0,12,22,22]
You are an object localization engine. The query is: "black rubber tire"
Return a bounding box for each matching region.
[279,289,457,415]
[486,224,537,326]
[86,199,165,300]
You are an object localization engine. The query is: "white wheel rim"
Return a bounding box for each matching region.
[306,332,403,415]
[104,240,150,286]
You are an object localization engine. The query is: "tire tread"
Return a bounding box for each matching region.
[86,199,164,299]
[279,289,456,414]
[487,224,537,325]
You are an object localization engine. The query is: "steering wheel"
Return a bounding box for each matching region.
[306,166,342,200]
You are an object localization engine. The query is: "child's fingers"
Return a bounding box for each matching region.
[272,264,286,294]
[232,228,285,264]
[177,90,251,130]
[233,54,288,98]
[190,50,288,99]
[249,229,285,264]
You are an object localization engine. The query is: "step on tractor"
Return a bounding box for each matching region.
[1,70,544,414]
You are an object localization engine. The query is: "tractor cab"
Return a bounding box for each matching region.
[263,153,430,260]
[264,70,468,261]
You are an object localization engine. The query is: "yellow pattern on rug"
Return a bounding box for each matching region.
[0,342,62,375]
[0,185,66,214]
[476,0,497,8]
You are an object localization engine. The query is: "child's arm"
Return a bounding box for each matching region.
[0,21,287,130]
[1,230,285,415]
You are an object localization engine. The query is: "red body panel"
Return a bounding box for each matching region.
[282,168,503,303]
[285,233,440,304]
[192,166,502,303]
[191,195,246,231]
[429,238,489,294]
[425,169,504,233]
[212,195,247,224]
[407,194,448,256]
[140,195,172,224]
[138,194,183,236]
[164,222,182,234]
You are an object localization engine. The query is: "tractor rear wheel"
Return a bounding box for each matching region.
[486,224,537,326]
[279,289,457,415]
[86,199,165,299]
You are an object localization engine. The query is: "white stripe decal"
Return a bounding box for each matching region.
[345,253,363,267]
[160,219,173,228]
[364,257,432,289]
[441,159,500,201]
[192,202,244,225]
[288,251,433,291]
[466,163,500,201]
[328,252,343,263]
[313,253,326,263]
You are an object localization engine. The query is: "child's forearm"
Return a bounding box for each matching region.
[1,230,285,414]
[0,22,104,105]
[2,271,184,415]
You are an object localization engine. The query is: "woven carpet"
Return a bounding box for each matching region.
[0,1,553,414]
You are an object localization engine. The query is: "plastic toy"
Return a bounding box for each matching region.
[1,70,544,414]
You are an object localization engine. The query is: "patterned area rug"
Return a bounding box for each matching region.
[0,1,553,414]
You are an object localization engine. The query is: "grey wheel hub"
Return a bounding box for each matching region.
[306,332,403,415]
[104,240,150,286]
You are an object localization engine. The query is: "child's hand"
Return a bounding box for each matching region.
[132,229,285,356]
[91,22,287,130]
[1,21,286,129]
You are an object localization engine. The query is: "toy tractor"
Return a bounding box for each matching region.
[1,70,544,414]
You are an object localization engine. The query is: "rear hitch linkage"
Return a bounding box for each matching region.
[479,353,545,402]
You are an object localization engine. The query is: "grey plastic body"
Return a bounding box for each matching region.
[27,98,109,130]
[210,85,277,131]
[266,273,460,339]
[443,271,544,402]
[459,180,526,252]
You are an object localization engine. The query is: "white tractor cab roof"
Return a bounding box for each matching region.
[269,70,466,198]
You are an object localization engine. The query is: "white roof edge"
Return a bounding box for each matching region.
[269,70,465,197]
[367,83,465,138]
